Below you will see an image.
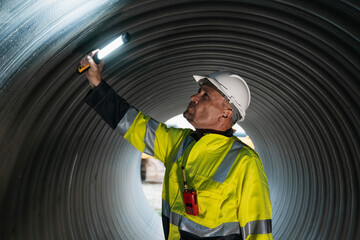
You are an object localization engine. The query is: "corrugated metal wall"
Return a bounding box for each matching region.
[0,0,359,239]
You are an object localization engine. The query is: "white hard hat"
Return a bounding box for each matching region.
[193,70,251,123]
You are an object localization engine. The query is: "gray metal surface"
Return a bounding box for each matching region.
[0,0,359,239]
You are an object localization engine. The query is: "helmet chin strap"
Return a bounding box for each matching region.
[230,103,241,124]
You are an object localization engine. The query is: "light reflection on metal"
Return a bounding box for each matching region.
[0,1,359,240]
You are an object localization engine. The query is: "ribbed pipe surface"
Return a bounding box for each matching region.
[0,0,359,239]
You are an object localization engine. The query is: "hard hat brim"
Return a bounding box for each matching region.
[193,75,225,98]
[193,75,206,82]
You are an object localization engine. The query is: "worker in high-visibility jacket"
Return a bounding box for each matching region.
[80,50,273,240]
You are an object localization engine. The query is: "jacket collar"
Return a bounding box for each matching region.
[191,128,234,141]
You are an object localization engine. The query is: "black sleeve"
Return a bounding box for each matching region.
[84,80,130,129]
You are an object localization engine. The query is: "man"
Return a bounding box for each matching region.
[81,50,272,240]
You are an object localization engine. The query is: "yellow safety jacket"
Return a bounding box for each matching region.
[119,107,272,240]
[85,81,272,240]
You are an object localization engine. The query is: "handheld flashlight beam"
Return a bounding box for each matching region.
[77,32,131,74]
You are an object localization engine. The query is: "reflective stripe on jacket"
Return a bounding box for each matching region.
[85,81,273,240]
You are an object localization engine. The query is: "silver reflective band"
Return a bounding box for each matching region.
[143,118,159,156]
[162,200,170,218]
[170,211,240,237]
[172,135,194,163]
[213,141,244,183]
[116,107,139,135]
[241,219,272,239]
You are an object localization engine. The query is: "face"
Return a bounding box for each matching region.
[183,84,230,129]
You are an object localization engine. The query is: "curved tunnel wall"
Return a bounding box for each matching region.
[0,0,359,239]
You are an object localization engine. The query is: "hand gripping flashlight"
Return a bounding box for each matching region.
[77,32,131,74]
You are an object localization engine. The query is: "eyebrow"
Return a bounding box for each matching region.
[199,86,210,94]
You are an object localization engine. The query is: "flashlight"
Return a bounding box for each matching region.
[77,32,131,74]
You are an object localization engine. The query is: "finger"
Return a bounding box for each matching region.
[80,55,89,66]
[87,55,96,68]
[90,49,100,57]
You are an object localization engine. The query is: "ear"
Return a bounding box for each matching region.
[222,109,233,119]
[219,109,233,122]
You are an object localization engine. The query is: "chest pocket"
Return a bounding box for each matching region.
[189,175,227,228]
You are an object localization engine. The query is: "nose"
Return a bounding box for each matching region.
[190,93,200,104]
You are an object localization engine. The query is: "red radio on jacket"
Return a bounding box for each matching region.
[183,189,199,215]
[182,167,199,216]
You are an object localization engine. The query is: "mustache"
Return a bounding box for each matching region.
[188,101,195,108]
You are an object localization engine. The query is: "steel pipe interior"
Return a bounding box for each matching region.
[0,0,359,239]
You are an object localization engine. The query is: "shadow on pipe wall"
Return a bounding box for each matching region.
[0,0,359,239]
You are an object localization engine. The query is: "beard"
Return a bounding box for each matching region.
[183,109,193,122]
[183,102,195,122]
